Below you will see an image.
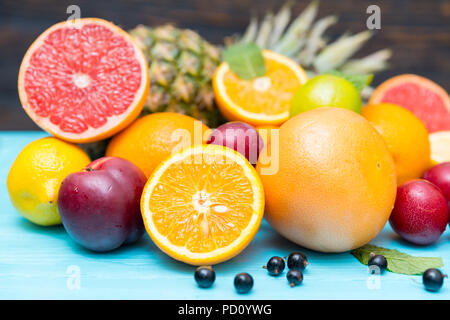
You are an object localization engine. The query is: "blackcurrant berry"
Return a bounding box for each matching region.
[234,272,253,294]
[423,268,446,292]
[286,270,303,287]
[368,253,388,274]
[265,256,285,276]
[194,266,215,288]
[287,252,308,271]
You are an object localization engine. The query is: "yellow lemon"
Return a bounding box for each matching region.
[7,137,91,226]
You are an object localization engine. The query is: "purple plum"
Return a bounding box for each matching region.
[58,157,147,252]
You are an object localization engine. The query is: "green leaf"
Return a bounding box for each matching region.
[222,43,267,80]
[325,70,373,93]
[351,244,444,275]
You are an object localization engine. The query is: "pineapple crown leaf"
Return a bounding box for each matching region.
[241,16,259,44]
[255,11,274,48]
[297,15,338,67]
[272,0,319,53]
[325,70,374,93]
[340,48,393,74]
[313,30,373,73]
[230,0,391,76]
[268,1,293,47]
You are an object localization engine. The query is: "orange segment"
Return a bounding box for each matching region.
[213,50,308,126]
[141,144,264,265]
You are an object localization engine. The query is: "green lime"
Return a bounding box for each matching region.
[290,74,362,117]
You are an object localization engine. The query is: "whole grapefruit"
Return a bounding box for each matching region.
[257,107,397,252]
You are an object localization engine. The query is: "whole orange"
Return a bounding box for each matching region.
[363,103,431,184]
[106,112,210,177]
[257,107,397,253]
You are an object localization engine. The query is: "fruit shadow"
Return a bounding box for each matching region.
[16,217,66,238]
[217,221,352,273]
[14,216,166,260]
[385,231,446,251]
[139,221,308,274]
[142,235,194,273]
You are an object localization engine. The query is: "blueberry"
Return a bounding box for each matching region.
[287,252,308,271]
[368,253,388,274]
[194,266,215,288]
[423,268,446,292]
[286,270,303,287]
[234,272,253,294]
[265,256,285,276]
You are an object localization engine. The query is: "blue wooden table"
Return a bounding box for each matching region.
[0,131,449,300]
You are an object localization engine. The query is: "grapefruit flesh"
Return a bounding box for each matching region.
[18,18,149,143]
[369,74,450,133]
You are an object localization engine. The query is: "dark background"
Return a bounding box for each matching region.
[1,0,449,130]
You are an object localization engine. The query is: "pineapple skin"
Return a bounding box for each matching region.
[129,24,226,128]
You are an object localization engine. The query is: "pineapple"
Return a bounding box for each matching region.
[129,24,226,128]
[81,0,392,158]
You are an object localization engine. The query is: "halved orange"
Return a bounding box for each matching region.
[18,18,149,143]
[141,144,265,265]
[213,50,308,126]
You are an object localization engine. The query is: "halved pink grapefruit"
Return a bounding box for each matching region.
[369,74,450,133]
[18,18,149,143]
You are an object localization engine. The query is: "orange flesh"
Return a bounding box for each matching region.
[223,58,302,115]
[147,153,255,253]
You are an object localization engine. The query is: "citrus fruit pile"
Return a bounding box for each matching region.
[6,14,450,271]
